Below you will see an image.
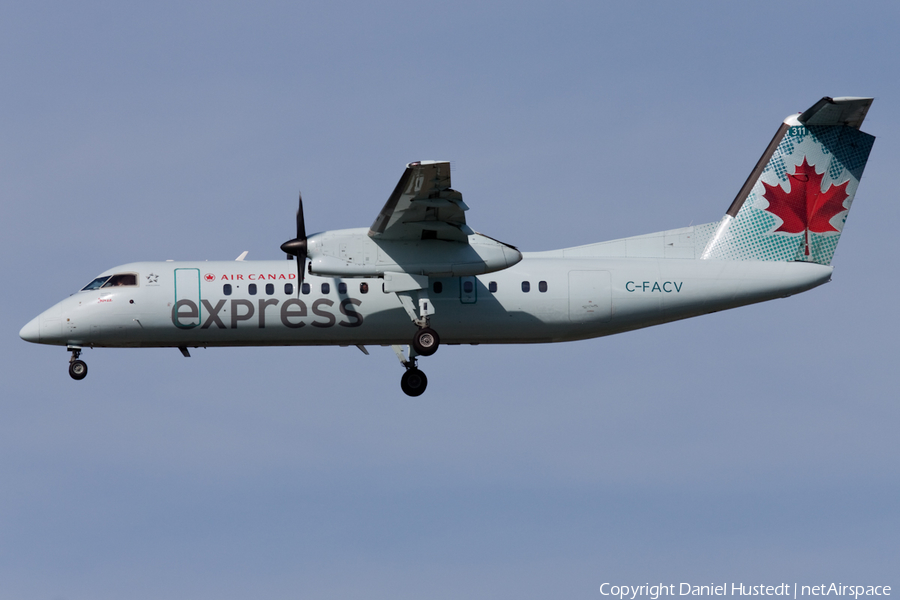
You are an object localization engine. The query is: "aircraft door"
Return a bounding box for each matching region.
[173,268,202,328]
[459,276,477,304]
[568,271,611,323]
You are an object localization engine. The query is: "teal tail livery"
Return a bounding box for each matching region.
[701,96,875,264]
[20,97,876,396]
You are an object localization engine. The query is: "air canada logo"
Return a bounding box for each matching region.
[762,158,850,255]
[204,273,216,282]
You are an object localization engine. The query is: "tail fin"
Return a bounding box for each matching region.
[701,97,875,265]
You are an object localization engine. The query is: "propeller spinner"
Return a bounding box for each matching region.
[280,192,308,291]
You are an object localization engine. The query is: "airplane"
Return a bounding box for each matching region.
[20,96,875,396]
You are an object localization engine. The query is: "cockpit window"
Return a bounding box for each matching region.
[101,273,138,288]
[81,276,111,291]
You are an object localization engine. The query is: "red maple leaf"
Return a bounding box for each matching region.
[762,158,850,255]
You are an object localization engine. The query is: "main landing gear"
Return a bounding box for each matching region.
[393,287,441,357]
[68,347,87,380]
[393,344,428,397]
[387,281,442,395]
[412,327,440,356]
[400,365,428,397]
[393,290,438,396]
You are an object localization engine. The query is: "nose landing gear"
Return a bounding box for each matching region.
[68,347,87,380]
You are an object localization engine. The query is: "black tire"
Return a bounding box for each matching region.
[400,368,428,397]
[412,327,440,356]
[69,360,88,380]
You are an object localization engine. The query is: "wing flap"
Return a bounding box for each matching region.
[369,161,470,242]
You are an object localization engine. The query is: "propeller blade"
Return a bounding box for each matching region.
[280,190,308,297]
[296,192,306,241]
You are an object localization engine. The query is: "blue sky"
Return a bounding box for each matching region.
[2,1,898,598]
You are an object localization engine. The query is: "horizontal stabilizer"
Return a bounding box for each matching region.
[799,97,873,130]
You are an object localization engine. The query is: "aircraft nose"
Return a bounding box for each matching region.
[20,316,41,343]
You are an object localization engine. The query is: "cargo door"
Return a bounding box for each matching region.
[568,271,611,323]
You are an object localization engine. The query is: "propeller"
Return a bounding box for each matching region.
[280,192,308,294]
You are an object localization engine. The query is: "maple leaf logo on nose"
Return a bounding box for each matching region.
[762,158,850,255]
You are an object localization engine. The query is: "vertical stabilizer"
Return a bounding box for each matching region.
[701,97,875,265]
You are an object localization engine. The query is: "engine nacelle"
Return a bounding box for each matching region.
[306,228,521,277]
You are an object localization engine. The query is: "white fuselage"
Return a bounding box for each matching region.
[22,253,833,349]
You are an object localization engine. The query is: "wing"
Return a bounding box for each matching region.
[369,161,473,242]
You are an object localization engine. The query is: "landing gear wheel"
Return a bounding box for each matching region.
[400,368,428,397]
[69,360,88,380]
[412,327,440,356]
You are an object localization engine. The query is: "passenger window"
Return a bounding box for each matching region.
[102,273,137,287]
[539,281,548,293]
[463,280,474,294]
[338,282,347,294]
[284,283,294,295]
[321,283,330,294]
[433,281,443,294]
[249,283,257,295]
[82,276,111,291]
[521,281,530,293]
[489,281,497,293]
[224,284,232,296]
[301,283,311,295]
[359,282,369,294]
[266,283,275,295]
